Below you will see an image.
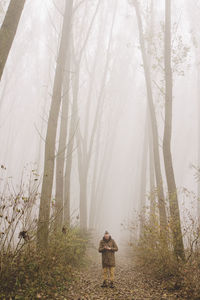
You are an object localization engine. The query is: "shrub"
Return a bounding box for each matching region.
[131,218,200,299]
[0,227,89,299]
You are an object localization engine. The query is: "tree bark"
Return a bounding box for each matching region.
[0,0,25,81]
[149,123,156,225]
[72,0,106,230]
[55,63,71,231]
[63,59,80,226]
[37,0,73,248]
[163,0,185,260]
[147,0,156,227]
[139,112,148,237]
[133,0,168,236]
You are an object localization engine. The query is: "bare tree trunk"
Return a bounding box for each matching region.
[79,168,88,229]
[76,122,88,229]
[0,0,25,81]
[139,113,148,237]
[55,62,71,231]
[147,0,156,226]
[185,2,200,226]
[133,0,168,237]
[63,81,76,226]
[149,124,156,225]
[85,9,107,229]
[89,144,100,229]
[72,0,113,230]
[63,60,80,226]
[93,123,118,229]
[163,0,184,260]
[198,75,200,225]
[37,1,73,248]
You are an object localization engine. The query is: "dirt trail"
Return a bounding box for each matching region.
[64,245,181,300]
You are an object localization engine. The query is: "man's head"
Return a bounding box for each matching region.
[104,230,110,240]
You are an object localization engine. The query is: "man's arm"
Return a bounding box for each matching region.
[98,240,105,253]
[111,240,118,252]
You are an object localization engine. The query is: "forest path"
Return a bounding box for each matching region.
[63,245,180,300]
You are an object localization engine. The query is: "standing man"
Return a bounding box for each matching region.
[98,230,118,288]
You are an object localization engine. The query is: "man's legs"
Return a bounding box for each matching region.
[103,267,108,281]
[109,267,115,281]
[101,267,108,287]
[109,267,115,288]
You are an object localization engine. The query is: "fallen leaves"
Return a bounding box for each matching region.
[63,250,184,300]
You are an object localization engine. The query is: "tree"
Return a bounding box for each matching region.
[77,2,117,229]
[50,0,101,229]
[185,1,200,226]
[132,0,168,237]
[55,59,71,231]
[139,113,148,237]
[37,0,73,248]
[163,0,185,260]
[148,112,156,225]
[0,0,26,81]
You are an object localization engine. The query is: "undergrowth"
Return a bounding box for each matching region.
[131,217,200,299]
[0,167,89,299]
[0,228,89,299]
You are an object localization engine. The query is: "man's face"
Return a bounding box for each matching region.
[104,233,110,240]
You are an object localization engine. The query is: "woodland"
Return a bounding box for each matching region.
[0,0,200,299]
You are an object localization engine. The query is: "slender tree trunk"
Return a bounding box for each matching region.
[133,0,168,236]
[55,63,71,231]
[163,0,184,259]
[63,131,74,226]
[139,112,148,237]
[63,105,75,227]
[149,123,156,225]
[198,74,200,224]
[63,59,78,226]
[93,126,117,229]
[147,0,156,226]
[89,133,101,229]
[0,0,25,81]
[66,1,101,230]
[185,4,200,226]
[76,124,88,229]
[79,169,88,229]
[88,2,117,228]
[37,1,73,248]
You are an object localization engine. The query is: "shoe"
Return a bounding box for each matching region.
[110,281,115,288]
[101,280,108,288]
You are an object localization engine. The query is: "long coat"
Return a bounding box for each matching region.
[98,236,118,268]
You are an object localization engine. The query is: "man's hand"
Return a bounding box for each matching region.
[104,245,111,250]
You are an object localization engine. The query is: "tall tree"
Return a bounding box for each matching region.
[37,0,73,248]
[0,0,26,81]
[63,53,76,227]
[132,0,168,237]
[54,25,72,230]
[77,2,117,229]
[59,0,101,228]
[55,61,71,231]
[163,0,185,259]
[139,112,148,237]
[185,2,200,226]
[148,0,156,226]
[149,125,156,225]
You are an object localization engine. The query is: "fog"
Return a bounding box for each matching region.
[0,0,199,246]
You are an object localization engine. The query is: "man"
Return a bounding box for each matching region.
[98,230,118,288]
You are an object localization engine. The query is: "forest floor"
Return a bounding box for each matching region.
[61,245,185,300]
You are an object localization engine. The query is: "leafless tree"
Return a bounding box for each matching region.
[0,0,26,81]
